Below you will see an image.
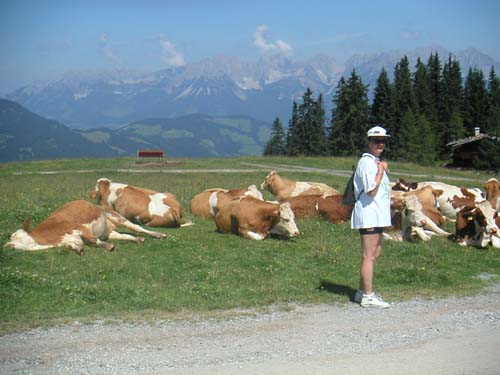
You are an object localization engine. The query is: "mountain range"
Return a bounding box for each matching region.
[0,99,270,162]
[6,46,500,130]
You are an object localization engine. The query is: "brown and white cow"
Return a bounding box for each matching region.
[260,171,340,201]
[384,195,450,242]
[5,200,166,255]
[90,178,191,228]
[284,194,353,224]
[455,200,500,248]
[190,185,263,219]
[214,196,300,240]
[392,179,483,219]
[485,178,500,211]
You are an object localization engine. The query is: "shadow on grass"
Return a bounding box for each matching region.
[319,280,357,302]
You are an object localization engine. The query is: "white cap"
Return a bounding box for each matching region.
[367,126,390,138]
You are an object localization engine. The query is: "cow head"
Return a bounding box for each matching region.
[485,178,500,210]
[270,202,300,238]
[90,178,112,205]
[456,201,499,247]
[401,195,450,240]
[260,171,277,192]
[392,178,418,191]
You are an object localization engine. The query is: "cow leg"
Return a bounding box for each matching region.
[411,226,432,241]
[105,211,166,238]
[108,231,145,244]
[95,239,115,251]
[244,230,266,240]
[61,233,85,255]
[422,218,450,237]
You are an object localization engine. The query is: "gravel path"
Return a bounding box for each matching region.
[1,283,499,375]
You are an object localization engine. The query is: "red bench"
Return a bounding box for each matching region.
[137,149,165,162]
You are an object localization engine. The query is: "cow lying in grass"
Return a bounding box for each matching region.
[392,178,483,219]
[90,178,192,228]
[283,194,353,224]
[260,171,339,201]
[384,195,450,242]
[5,200,165,255]
[455,200,500,248]
[214,196,300,240]
[190,185,263,219]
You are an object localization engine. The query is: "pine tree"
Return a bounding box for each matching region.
[297,89,326,155]
[413,58,432,117]
[330,71,369,156]
[426,52,442,123]
[416,114,437,165]
[440,54,464,156]
[394,110,418,162]
[263,117,286,156]
[286,101,300,156]
[463,67,489,135]
[370,68,394,128]
[393,56,417,151]
[487,66,500,136]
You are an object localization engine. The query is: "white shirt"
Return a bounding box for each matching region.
[351,153,391,229]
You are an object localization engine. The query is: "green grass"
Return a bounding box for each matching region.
[0,156,499,333]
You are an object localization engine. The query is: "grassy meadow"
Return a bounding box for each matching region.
[0,156,499,333]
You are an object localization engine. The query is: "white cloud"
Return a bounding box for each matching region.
[254,25,292,55]
[159,37,185,67]
[99,33,121,65]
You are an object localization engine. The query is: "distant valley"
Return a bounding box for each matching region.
[0,99,270,162]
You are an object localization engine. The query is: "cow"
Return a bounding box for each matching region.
[384,195,450,242]
[260,170,340,201]
[4,200,166,255]
[392,179,483,219]
[284,194,353,224]
[190,185,263,219]
[391,185,443,211]
[455,200,500,248]
[214,196,300,240]
[485,178,500,211]
[90,178,191,228]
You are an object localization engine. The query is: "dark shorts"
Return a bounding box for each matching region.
[359,227,384,235]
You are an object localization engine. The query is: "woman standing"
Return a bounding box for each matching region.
[351,126,391,308]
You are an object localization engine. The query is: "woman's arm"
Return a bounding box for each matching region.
[366,161,388,198]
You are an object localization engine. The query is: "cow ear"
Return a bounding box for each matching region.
[433,189,444,197]
[22,217,32,231]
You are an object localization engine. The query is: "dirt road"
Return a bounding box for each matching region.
[1,283,499,375]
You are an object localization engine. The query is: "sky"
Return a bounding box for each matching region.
[1,0,499,93]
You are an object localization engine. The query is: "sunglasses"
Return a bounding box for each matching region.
[370,139,387,144]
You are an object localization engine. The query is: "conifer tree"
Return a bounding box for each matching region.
[413,58,432,117]
[298,89,326,155]
[370,68,394,128]
[439,54,464,155]
[416,114,437,165]
[426,52,442,123]
[286,101,301,156]
[330,71,369,156]
[393,56,417,146]
[394,110,418,162]
[263,117,286,156]
[463,67,489,134]
[487,66,500,136]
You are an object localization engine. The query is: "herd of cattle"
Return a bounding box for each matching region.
[5,171,500,254]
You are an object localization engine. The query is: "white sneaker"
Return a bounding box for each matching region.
[360,293,390,309]
[354,289,363,303]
